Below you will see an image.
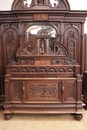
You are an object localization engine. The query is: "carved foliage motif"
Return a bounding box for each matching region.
[12,0,70,10]
[17,41,68,56]
[67,31,76,60]
[29,83,57,99]
[6,30,16,64]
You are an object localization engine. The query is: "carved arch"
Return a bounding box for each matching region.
[22,23,58,36]
[63,27,80,64]
[11,0,70,10]
[16,41,68,57]
[52,41,68,56]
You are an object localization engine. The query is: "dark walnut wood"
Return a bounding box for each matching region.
[74,114,83,121]
[83,72,87,109]
[0,0,87,119]
[4,114,13,120]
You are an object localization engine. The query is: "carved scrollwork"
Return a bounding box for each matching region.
[66,57,77,65]
[52,42,68,56]
[12,0,70,10]
[67,31,76,60]
[29,83,57,99]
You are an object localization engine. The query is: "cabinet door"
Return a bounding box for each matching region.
[25,80,61,102]
[62,79,76,103]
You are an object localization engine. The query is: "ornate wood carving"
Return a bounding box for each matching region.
[6,31,16,64]
[67,31,76,60]
[13,81,22,101]
[14,81,20,100]
[12,0,70,10]
[2,0,84,120]
[11,66,75,74]
[34,14,48,21]
[28,83,58,100]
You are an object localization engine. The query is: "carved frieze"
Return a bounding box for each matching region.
[11,66,74,74]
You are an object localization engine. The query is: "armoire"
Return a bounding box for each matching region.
[0,0,87,120]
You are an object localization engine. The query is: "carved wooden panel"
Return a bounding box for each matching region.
[34,14,48,21]
[34,59,51,65]
[3,28,18,66]
[64,79,76,101]
[9,81,23,101]
[64,27,80,64]
[25,80,61,101]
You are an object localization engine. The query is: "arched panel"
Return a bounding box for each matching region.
[63,27,80,64]
[2,28,19,66]
[11,0,70,10]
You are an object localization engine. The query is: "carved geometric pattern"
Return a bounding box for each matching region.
[13,81,22,100]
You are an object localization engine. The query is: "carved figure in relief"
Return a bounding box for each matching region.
[40,39,45,54]
[37,0,44,5]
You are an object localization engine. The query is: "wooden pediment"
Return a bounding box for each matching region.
[12,0,70,10]
[16,40,68,57]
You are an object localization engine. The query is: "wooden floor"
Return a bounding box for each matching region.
[0,109,87,130]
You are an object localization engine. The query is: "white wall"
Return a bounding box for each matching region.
[0,0,87,33]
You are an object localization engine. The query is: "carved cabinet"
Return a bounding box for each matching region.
[0,0,86,120]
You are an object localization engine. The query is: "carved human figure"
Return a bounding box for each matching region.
[38,0,44,5]
[40,39,45,54]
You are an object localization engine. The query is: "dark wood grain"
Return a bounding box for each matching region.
[0,0,87,120]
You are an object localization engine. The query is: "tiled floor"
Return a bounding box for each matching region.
[0,110,87,130]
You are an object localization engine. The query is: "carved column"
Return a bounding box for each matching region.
[84,34,87,71]
[81,22,85,74]
[0,24,4,104]
[18,23,24,45]
[60,22,63,44]
[76,75,83,113]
